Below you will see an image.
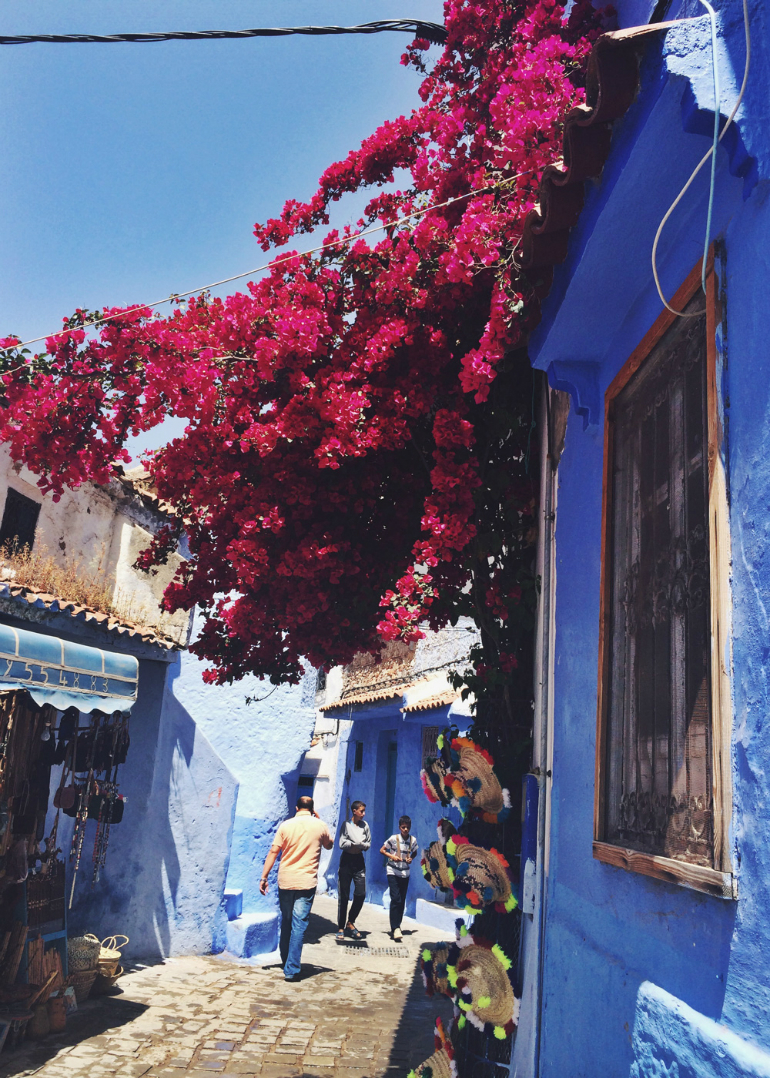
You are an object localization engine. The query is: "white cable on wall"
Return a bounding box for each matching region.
[652,0,751,316]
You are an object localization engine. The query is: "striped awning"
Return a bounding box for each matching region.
[0,622,138,713]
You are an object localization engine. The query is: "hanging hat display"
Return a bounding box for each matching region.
[421,819,457,893]
[420,943,453,999]
[445,833,517,915]
[420,753,452,806]
[407,1017,457,1078]
[447,926,519,1040]
[442,735,511,822]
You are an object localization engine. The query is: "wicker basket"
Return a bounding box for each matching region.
[68,968,98,1004]
[67,935,100,972]
[92,964,123,996]
[98,935,128,977]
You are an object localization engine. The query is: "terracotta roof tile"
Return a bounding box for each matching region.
[520,26,667,287]
[401,689,458,714]
[0,581,181,650]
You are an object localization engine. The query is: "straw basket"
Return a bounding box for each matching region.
[68,968,98,1004]
[47,995,66,1033]
[92,965,123,996]
[98,935,128,977]
[67,935,100,972]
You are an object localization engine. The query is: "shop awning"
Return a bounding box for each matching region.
[0,623,138,713]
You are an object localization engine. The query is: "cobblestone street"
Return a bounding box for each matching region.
[0,897,453,1078]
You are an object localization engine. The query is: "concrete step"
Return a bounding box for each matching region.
[225,911,279,958]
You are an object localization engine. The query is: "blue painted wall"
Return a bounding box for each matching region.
[321,703,466,918]
[28,600,315,960]
[524,0,770,1073]
[169,641,317,927]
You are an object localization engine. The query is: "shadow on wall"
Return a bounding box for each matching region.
[51,653,239,961]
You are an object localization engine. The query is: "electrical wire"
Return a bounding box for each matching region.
[10,168,538,351]
[0,20,447,47]
[652,0,751,316]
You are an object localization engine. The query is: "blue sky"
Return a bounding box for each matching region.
[0,1,443,455]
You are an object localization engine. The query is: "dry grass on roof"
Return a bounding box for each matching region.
[1,542,116,613]
[0,542,176,641]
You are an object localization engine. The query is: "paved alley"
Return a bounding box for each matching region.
[0,897,454,1078]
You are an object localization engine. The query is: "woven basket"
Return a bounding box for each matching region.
[92,965,123,996]
[99,935,128,975]
[68,968,98,1004]
[67,934,100,972]
[47,995,66,1033]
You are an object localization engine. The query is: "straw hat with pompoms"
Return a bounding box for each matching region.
[447,924,520,1040]
[442,735,511,823]
[445,833,517,915]
[421,818,457,894]
[420,943,453,999]
[407,1017,457,1078]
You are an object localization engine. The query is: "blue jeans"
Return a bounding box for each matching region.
[278,887,315,978]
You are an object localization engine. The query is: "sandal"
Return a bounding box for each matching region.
[335,930,345,942]
[345,925,363,940]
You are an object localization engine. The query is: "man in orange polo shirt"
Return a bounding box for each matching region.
[259,795,333,981]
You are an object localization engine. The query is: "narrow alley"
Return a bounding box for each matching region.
[0,898,454,1078]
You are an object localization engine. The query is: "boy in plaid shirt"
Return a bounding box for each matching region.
[380,815,419,941]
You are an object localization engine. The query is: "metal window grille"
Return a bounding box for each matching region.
[315,668,327,692]
[603,294,713,866]
[421,725,440,766]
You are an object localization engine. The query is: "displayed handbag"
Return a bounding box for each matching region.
[87,791,124,824]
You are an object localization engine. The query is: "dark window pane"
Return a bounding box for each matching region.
[353,740,364,772]
[0,489,40,551]
[605,294,713,866]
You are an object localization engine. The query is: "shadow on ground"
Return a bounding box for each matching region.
[0,995,147,1076]
[384,937,455,1077]
[304,909,339,945]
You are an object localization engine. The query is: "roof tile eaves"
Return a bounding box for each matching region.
[519,26,661,279]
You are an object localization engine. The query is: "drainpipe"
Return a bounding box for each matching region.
[511,377,559,1078]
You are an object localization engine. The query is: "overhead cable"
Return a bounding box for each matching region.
[11,168,537,351]
[0,20,447,47]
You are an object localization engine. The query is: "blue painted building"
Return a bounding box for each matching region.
[511,1,770,1075]
[307,630,475,930]
[0,461,315,963]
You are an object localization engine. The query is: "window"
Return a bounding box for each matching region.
[594,255,734,898]
[315,668,327,693]
[353,741,364,772]
[421,725,440,767]
[0,489,40,551]
[297,775,315,792]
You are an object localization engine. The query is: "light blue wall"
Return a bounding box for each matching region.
[29,600,315,959]
[169,644,317,924]
[525,0,770,1073]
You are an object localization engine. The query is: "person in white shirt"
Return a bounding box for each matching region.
[336,801,371,941]
[380,815,419,941]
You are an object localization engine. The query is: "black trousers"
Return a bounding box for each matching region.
[338,854,366,929]
[388,874,409,930]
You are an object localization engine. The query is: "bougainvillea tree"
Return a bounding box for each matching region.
[0,0,609,732]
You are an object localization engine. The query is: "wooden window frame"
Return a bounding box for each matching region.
[593,251,736,900]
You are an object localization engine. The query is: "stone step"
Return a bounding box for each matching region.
[225,911,279,957]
